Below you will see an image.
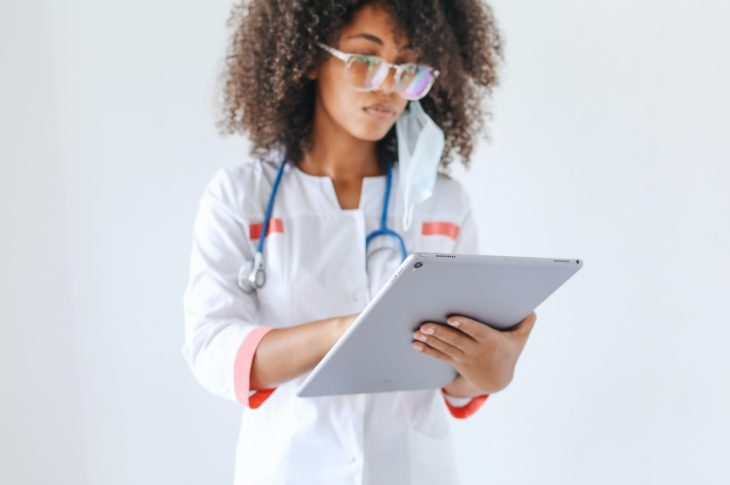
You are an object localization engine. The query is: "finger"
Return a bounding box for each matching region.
[412,340,451,362]
[445,315,491,341]
[419,323,474,351]
[511,311,537,336]
[414,330,464,358]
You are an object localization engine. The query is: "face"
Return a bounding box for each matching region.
[309,3,419,142]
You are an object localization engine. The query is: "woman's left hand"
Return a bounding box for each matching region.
[412,312,537,395]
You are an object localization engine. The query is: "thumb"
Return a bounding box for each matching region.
[511,311,537,337]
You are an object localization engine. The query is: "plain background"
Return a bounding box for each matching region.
[2,1,728,484]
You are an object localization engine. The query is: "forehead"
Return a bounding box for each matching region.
[338,3,413,51]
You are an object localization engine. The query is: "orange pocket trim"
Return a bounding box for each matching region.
[249,218,285,239]
[422,221,460,240]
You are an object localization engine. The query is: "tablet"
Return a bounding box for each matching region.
[296,252,583,398]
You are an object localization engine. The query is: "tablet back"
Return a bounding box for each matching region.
[297,253,583,397]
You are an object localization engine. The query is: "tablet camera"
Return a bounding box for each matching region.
[414,262,423,269]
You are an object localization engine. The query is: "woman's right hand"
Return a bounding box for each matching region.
[251,312,362,390]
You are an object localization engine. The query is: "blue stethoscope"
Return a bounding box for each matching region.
[237,158,407,293]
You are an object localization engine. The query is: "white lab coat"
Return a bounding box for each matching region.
[183,154,486,485]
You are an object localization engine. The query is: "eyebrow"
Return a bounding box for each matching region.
[345,33,415,51]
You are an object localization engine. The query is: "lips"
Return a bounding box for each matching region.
[363,104,396,118]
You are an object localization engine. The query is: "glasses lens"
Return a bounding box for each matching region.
[346,56,388,91]
[397,64,436,100]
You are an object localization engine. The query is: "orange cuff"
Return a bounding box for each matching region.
[234,326,276,408]
[441,389,490,419]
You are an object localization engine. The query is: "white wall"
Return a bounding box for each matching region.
[1,1,728,484]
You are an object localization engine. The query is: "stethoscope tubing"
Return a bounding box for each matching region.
[243,158,407,292]
[256,158,288,255]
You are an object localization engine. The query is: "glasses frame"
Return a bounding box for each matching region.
[317,42,439,101]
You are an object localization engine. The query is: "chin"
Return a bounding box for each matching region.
[349,122,394,142]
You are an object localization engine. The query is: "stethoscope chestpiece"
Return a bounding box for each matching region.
[252,265,266,289]
[237,251,266,294]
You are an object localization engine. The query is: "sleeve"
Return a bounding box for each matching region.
[441,389,490,419]
[440,182,490,419]
[182,169,276,408]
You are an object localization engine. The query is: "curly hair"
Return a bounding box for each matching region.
[218,0,504,171]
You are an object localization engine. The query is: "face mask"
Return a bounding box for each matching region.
[395,100,445,230]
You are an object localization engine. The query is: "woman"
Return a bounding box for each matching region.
[183,1,536,483]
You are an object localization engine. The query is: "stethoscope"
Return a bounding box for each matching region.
[237,158,407,293]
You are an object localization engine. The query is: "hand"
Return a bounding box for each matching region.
[412,312,537,395]
[252,312,363,389]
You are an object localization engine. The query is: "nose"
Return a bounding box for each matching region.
[375,64,398,95]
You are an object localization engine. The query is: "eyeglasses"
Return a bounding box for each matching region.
[317,42,439,101]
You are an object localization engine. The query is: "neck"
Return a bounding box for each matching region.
[300,102,383,182]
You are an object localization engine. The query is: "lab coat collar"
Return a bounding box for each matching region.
[285,161,396,215]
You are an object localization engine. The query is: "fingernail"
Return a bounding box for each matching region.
[422,326,434,335]
[447,318,460,327]
[412,342,424,351]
